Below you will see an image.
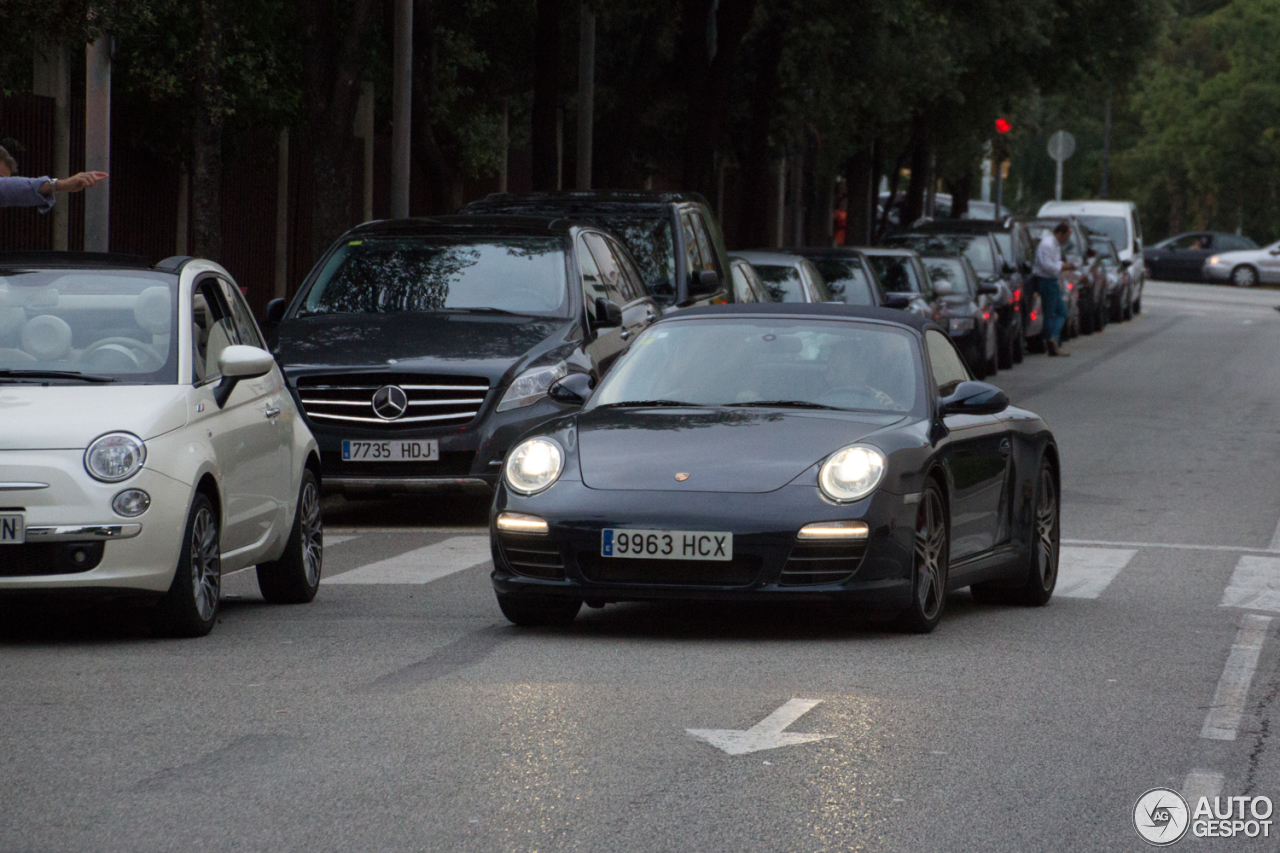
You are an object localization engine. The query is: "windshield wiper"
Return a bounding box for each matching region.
[440,306,527,316]
[0,369,118,384]
[723,400,842,410]
[596,399,695,408]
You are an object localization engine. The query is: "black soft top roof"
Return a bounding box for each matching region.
[461,190,708,216]
[662,301,941,334]
[0,251,153,270]
[347,214,578,238]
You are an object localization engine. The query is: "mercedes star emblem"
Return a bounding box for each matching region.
[372,385,409,420]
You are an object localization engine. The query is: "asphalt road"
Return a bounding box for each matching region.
[4,280,1280,852]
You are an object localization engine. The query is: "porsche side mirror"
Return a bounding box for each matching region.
[548,373,595,406]
[882,293,912,310]
[940,381,1009,416]
[594,297,623,328]
[265,297,288,326]
[214,345,275,407]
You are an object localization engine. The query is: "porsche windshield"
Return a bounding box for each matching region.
[300,236,571,317]
[0,269,178,384]
[591,318,923,414]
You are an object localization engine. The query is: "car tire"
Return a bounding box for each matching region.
[150,492,221,638]
[1079,296,1094,335]
[895,480,948,634]
[1122,288,1134,321]
[1026,332,1046,354]
[1012,322,1025,363]
[971,455,1059,607]
[998,324,1014,370]
[984,325,999,376]
[1132,290,1142,314]
[1231,264,1259,288]
[257,468,323,604]
[1095,294,1108,331]
[967,343,987,380]
[497,593,582,627]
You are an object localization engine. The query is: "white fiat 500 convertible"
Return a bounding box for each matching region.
[0,253,322,636]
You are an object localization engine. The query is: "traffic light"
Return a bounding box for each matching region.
[995,118,1011,134]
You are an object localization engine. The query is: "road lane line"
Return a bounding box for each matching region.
[325,535,358,546]
[1220,556,1280,612]
[1182,769,1224,804]
[324,535,491,585]
[1056,547,1136,598]
[1201,614,1271,741]
[1269,516,1280,552]
[1065,538,1280,555]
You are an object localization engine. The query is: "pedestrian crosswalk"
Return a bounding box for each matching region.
[1056,547,1136,598]
[324,535,491,585]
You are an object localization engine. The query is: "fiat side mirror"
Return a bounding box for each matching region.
[940,380,1009,416]
[214,345,275,407]
[548,373,595,406]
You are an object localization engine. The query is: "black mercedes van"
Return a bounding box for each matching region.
[268,216,660,496]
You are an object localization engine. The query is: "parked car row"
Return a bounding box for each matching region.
[3,190,1146,637]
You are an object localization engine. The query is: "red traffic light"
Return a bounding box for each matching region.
[995,118,1012,134]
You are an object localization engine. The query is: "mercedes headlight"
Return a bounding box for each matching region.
[84,432,146,483]
[949,317,975,333]
[497,361,568,412]
[819,445,886,503]
[504,437,565,495]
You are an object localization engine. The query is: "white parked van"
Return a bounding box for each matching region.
[1037,200,1145,302]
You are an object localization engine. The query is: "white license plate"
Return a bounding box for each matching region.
[341,439,439,462]
[0,514,24,544]
[601,529,733,561]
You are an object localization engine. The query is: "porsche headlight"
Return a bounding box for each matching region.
[819,445,886,503]
[497,362,568,412]
[504,437,565,495]
[84,432,146,483]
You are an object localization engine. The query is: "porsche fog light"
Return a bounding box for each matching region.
[504,438,565,495]
[112,489,151,517]
[496,512,549,535]
[85,433,146,483]
[819,445,886,503]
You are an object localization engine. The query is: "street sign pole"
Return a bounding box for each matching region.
[1055,159,1063,202]
[1047,130,1076,203]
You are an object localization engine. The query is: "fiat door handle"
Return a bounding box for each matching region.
[620,329,632,340]
[265,407,282,419]
[998,438,1011,457]
[645,310,657,322]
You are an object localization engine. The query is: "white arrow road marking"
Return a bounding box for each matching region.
[1220,556,1280,612]
[687,698,834,755]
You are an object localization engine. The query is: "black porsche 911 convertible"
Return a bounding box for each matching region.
[489,303,1060,633]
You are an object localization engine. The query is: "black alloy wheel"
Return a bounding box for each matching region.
[257,468,324,604]
[497,593,582,627]
[151,492,221,638]
[983,324,999,377]
[1122,286,1134,321]
[895,480,948,633]
[1095,292,1108,332]
[998,320,1015,370]
[1012,319,1025,363]
[971,455,1059,607]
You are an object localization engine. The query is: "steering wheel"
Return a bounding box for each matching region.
[817,385,898,410]
[82,337,164,372]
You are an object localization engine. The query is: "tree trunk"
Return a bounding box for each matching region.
[844,146,872,247]
[903,117,928,227]
[876,146,908,243]
[191,0,223,261]
[301,0,377,264]
[678,0,757,199]
[949,172,972,218]
[411,0,463,214]
[737,23,785,249]
[531,0,563,191]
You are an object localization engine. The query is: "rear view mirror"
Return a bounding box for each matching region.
[548,373,595,406]
[594,297,622,328]
[932,279,956,296]
[265,298,287,326]
[940,381,1009,416]
[1002,263,1015,276]
[883,293,911,309]
[976,284,1000,296]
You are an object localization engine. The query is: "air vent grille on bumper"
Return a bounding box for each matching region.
[499,537,566,580]
[577,553,762,586]
[779,542,866,586]
[0,543,105,577]
[296,373,490,428]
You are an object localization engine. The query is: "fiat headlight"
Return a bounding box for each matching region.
[504,438,565,495]
[819,445,886,503]
[84,432,146,483]
[497,362,568,412]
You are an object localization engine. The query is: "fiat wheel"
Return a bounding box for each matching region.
[257,468,324,604]
[151,492,221,637]
[895,480,948,633]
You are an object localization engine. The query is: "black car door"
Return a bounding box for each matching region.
[593,232,661,344]
[925,329,1010,560]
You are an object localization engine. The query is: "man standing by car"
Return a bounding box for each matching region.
[0,145,107,212]
[1032,221,1075,356]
